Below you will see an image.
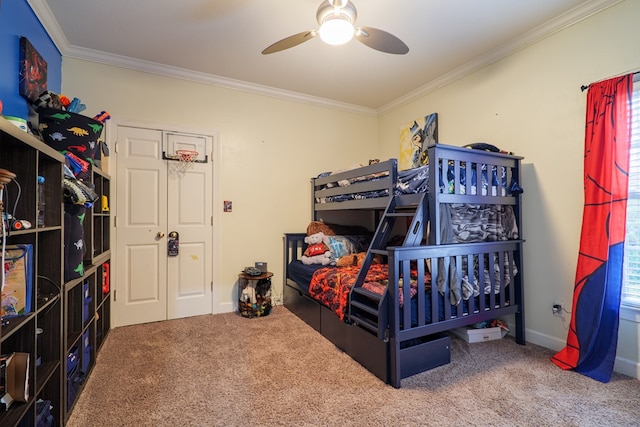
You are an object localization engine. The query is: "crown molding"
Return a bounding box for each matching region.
[28,0,622,118]
[26,0,377,117]
[26,0,69,53]
[62,45,378,117]
[376,0,624,115]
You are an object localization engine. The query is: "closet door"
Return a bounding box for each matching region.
[165,132,213,319]
[115,126,168,326]
[115,127,214,327]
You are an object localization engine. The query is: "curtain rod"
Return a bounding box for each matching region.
[581,71,640,92]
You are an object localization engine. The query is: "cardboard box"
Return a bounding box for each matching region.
[450,326,506,343]
[0,352,29,410]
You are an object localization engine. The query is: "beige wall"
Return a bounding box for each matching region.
[378,0,640,378]
[62,0,639,378]
[61,59,377,316]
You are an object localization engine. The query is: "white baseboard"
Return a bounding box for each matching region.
[525,328,566,351]
[216,301,235,314]
[613,355,640,379]
[526,328,639,380]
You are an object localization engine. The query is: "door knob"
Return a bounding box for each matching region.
[156,231,166,239]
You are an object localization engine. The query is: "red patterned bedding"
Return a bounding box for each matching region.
[308,264,431,320]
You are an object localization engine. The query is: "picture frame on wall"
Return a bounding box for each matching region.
[18,36,48,102]
[399,112,438,170]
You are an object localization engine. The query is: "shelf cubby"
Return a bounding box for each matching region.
[2,115,110,426]
[1,116,66,427]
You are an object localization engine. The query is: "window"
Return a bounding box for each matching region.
[622,76,640,319]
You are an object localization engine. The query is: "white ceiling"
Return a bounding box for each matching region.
[29,0,619,114]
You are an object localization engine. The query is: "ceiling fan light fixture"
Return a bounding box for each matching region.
[262,0,407,55]
[318,16,354,45]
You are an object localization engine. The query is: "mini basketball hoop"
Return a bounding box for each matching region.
[176,150,198,173]
[176,149,199,163]
[169,149,199,175]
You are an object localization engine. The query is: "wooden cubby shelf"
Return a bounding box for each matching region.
[0,116,111,426]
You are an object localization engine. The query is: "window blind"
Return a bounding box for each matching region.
[622,79,640,307]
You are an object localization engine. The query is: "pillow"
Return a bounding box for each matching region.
[325,235,371,258]
[325,236,357,258]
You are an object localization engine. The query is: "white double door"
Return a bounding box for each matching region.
[115,126,213,326]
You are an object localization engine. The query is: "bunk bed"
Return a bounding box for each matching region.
[283,143,525,388]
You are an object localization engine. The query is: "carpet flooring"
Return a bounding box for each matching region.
[67,306,640,426]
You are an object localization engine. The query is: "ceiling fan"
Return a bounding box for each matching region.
[261,0,409,55]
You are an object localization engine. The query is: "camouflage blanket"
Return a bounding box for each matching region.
[308,264,431,320]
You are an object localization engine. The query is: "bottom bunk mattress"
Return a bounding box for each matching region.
[287,260,515,326]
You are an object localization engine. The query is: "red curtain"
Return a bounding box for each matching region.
[551,74,632,382]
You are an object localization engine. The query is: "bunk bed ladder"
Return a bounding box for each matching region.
[349,193,428,339]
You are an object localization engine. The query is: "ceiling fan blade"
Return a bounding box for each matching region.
[355,26,409,55]
[262,31,317,54]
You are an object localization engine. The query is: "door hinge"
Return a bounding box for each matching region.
[113,290,116,301]
[114,142,118,154]
[114,216,117,227]
[211,216,213,226]
[210,281,213,292]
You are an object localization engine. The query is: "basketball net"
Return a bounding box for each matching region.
[169,150,199,176]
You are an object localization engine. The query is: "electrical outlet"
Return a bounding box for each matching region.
[552,300,564,316]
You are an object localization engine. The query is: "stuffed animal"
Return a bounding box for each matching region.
[301,232,332,265]
[306,220,335,236]
[241,285,257,305]
[336,252,366,267]
[335,252,383,268]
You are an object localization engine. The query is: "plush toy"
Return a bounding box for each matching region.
[336,252,365,267]
[335,252,383,268]
[241,285,257,305]
[306,220,335,236]
[301,232,332,265]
